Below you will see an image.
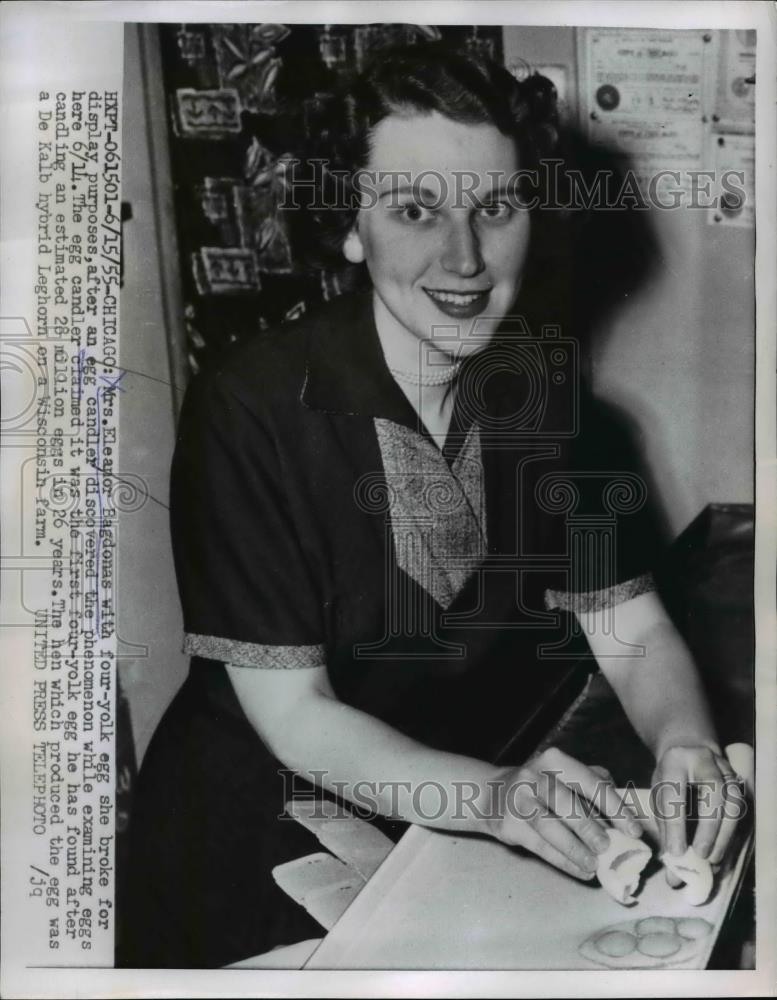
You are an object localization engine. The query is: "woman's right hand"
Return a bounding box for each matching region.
[486,747,646,881]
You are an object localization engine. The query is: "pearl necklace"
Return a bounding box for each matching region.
[388,362,462,387]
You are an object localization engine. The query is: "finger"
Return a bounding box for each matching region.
[540,749,643,838]
[706,811,738,868]
[530,810,599,877]
[653,771,688,857]
[500,780,597,881]
[690,763,730,860]
[519,826,598,882]
[724,743,754,797]
[540,772,612,856]
[708,776,747,866]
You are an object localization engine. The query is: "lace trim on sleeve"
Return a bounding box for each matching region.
[183,634,326,669]
[544,571,656,613]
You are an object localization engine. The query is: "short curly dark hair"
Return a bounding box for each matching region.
[285,42,560,271]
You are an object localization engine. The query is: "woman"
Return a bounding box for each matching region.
[120,44,740,969]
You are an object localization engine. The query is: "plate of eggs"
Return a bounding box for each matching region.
[579,915,714,969]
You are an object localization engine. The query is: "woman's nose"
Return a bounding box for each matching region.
[440,220,485,277]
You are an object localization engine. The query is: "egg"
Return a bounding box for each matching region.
[661,846,714,906]
[676,916,714,940]
[636,916,676,935]
[637,932,682,958]
[596,828,652,904]
[595,930,638,957]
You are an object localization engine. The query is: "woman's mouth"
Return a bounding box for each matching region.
[423,287,491,319]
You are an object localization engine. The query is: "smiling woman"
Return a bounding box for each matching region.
[119,43,741,970]
[347,113,531,365]
[291,46,549,444]
[343,110,532,442]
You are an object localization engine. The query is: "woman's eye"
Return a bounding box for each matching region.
[478,202,512,221]
[397,203,435,223]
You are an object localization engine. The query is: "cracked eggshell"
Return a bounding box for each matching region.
[596,828,653,905]
[660,847,713,906]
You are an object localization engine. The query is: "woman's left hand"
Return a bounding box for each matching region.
[651,743,746,884]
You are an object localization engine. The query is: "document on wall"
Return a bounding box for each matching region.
[579,27,712,195]
[712,28,756,134]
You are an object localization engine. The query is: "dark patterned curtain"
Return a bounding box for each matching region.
[158,23,504,374]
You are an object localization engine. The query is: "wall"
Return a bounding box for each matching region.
[504,26,755,538]
[118,24,188,766]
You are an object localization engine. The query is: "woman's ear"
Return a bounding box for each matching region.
[343,227,365,264]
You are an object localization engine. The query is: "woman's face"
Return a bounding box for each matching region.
[346,111,530,361]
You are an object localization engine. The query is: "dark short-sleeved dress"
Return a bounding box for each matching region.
[119,291,660,968]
